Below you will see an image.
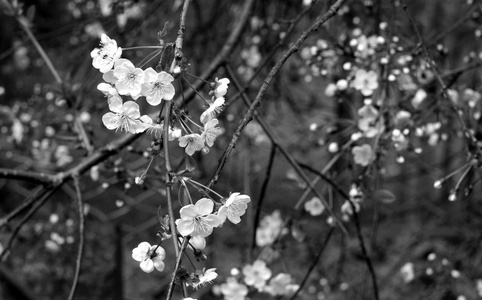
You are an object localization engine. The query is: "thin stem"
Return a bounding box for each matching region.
[165,237,190,300]
[251,144,277,253]
[185,178,224,200]
[185,72,212,85]
[181,75,209,103]
[67,176,85,300]
[122,46,165,50]
[288,228,334,300]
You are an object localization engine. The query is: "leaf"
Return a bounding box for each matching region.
[374,189,396,204]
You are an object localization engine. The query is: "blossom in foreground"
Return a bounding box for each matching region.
[243,260,272,290]
[200,97,225,124]
[352,144,375,167]
[90,34,122,73]
[201,118,223,147]
[131,242,166,273]
[264,273,299,296]
[175,198,223,237]
[352,69,378,96]
[218,193,251,224]
[304,197,325,216]
[113,59,145,98]
[141,68,175,105]
[191,268,218,289]
[102,97,151,133]
[211,77,230,98]
[220,277,248,300]
[179,133,204,156]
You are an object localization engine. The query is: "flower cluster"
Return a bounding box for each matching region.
[215,260,299,300]
[91,34,225,156]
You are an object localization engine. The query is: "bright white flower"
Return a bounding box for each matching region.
[179,133,204,156]
[141,68,175,105]
[400,262,415,283]
[190,235,206,250]
[175,198,223,237]
[200,97,225,124]
[201,118,223,147]
[102,97,151,134]
[264,273,299,296]
[352,69,378,96]
[211,77,230,98]
[90,34,122,73]
[220,277,248,300]
[304,197,325,216]
[352,144,375,167]
[242,260,272,290]
[191,268,218,289]
[218,193,251,224]
[97,82,118,98]
[113,59,145,98]
[131,241,166,273]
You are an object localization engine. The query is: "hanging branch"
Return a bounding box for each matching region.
[208,0,345,187]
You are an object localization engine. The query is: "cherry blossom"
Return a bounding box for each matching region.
[242,260,272,291]
[210,77,230,98]
[190,268,218,289]
[264,273,299,296]
[201,118,223,147]
[304,197,325,216]
[256,210,285,247]
[90,34,122,73]
[200,97,224,124]
[218,193,251,224]
[141,67,175,105]
[175,198,223,237]
[102,97,151,134]
[113,59,145,98]
[351,144,374,167]
[131,241,166,273]
[179,133,204,156]
[352,69,378,96]
[220,277,248,300]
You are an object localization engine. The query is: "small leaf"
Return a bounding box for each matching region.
[374,189,396,203]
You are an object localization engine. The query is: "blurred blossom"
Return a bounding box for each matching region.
[400,262,415,283]
[411,89,427,109]
[84,21,105,38]
[352,144,374,166]
[352,69,378,96]
[304,197,325,216]
[98,0,113,16]
[220,277,248,300]
[256,210,284,247]
[243,260,272,290]
[264,273,299,296]
[116,2,145,29]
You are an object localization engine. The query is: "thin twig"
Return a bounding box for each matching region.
[67,176,85,300]
[165,237,190,300]
[208,0,345,187]
[251,144,277,253]
[288,228,334,300]
[224,64,348,235]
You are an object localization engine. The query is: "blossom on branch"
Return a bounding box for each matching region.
[175,198,223,237]
[141,67,175,105]
[210,77,230,98]
[90,34,122,73]
[102,97,151,134]
[113,59,145,98]
[179,133,204,156]
[201,118,223,147]
[218,192,251,224]
[200,97,225,124]
[131,242,166,273]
